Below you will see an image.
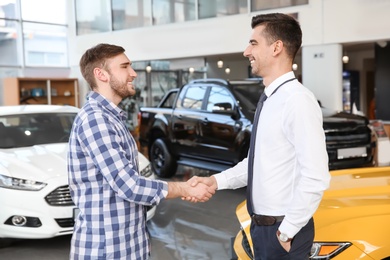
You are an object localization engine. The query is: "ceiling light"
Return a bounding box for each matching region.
[217,60,223,68]
[145,64,152,73]
[377,41,388,48]
[225,67,230,74]
[342,55,349,64]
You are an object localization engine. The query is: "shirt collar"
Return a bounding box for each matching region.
[88,91,128,120]
[264,71,296,97]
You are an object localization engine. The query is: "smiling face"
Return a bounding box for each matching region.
[105,53,137,99]
[243,25,275,79]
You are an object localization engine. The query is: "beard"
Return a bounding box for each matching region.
[109,73,134,99]
[250,64,260,77]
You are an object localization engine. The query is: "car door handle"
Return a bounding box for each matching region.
[201,118,209,124]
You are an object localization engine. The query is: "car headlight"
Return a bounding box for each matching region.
[0,174,47,191]
[310,242,351,259]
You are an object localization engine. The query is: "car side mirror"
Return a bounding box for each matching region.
[212,102,235,115]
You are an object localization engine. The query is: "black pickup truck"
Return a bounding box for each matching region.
[139,78,375,178]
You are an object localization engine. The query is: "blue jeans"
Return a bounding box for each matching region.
[250,217,314,260]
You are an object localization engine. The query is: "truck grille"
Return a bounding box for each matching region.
[324,124,374,169]
[45,185,74,206]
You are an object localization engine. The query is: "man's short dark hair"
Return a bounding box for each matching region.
[79,43,125,90]
[251,13,302,60]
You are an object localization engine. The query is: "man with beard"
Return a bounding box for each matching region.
[67,43,215,260]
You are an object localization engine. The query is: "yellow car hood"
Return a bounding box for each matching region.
[235,166,390,259]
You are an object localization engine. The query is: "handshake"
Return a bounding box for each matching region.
[167,176,218,203]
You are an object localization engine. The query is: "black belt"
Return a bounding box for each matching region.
[251,214,285,226]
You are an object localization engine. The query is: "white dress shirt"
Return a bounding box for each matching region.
[214,71,330,238]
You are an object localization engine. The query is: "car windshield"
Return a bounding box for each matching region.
[0,113,76,148]
[231,82,264,122]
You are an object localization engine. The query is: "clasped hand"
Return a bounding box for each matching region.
[182,176,218,203]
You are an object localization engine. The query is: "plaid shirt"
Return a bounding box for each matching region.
[68,92,168,260]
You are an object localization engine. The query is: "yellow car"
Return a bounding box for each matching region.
[233,166,390,259]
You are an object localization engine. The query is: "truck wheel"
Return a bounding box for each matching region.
[149,138,177,178]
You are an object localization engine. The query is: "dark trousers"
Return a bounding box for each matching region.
[250,217,314,260]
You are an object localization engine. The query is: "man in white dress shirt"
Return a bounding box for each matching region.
[186,13,330,259]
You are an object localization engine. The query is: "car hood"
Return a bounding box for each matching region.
[235,166,390,243]
[0,144,151,183]
[0,144,68,182]
[322,107,368,125]
[314,166,390,229]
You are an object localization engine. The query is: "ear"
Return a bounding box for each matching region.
[94,67,109,83]
[273,40,283,56]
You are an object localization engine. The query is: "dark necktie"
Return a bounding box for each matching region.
[246,92,267,215]
[246,78,295,215]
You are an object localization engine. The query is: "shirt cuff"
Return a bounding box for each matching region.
[213,172,229,190]
[161,181,169,197]
[278,219,300,238]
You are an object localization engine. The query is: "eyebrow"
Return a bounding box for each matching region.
[120,62,131,66]
[249,39,257,44]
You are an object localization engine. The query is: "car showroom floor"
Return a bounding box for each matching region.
[0,166,246,260]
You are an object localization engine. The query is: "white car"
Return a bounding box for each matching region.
[0,105,156,245]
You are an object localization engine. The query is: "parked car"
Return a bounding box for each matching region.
[139,78,375,178]
[0,105,156,247]
[232,166,390,259]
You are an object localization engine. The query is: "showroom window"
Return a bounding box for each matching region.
[0,0,20,67]
[198,0,247,19]
[112,0,152,30]
[0,20,20,67]
[75,0,111,35]
[22,22,68,67]
[0,0,68,68]
[152,0,195,25]
[251,0,308,11]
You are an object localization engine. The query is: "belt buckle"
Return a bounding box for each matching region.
[261,216,276,226]
[252,215,277,226]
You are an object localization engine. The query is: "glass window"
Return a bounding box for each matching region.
[75,0,111,35]
[133,70,147,107]
[182,71,205,85]
[112,0,152,30]
[207,86,234,112]
[199,0,247,19]
[152,0,195,25]
[0,19,21,66]
[182,86,206,110]
[0,0,18,19]
[159,91,177,108]
[23,22,68,67]
[251,0,308,11]
[21,0,66,24]
[150,71,178,106]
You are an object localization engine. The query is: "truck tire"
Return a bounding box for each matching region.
[149,138,177,178]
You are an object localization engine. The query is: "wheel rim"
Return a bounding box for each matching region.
[152,145,165,170]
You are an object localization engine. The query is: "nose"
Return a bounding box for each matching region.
[129,67,137,78]
[243,45,251,58]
